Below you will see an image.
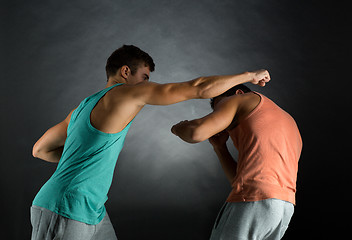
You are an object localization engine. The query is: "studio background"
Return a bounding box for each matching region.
[1,0,348,239]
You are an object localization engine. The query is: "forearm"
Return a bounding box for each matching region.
[34,146,63,163]
[194,72,253,99]
[213,144,237,184]
[171,120,201,143]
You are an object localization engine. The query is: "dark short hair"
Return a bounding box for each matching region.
[210,84,252,109]
[105,45,155,79]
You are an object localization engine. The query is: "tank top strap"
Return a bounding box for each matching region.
[101,83,124,95]
[86,83,131,136]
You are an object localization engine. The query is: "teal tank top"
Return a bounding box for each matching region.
[33,83,133,224]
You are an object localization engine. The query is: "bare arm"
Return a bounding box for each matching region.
[130,70,270,106]
[171,95,241,143]
[32,108,75,163]
[171,97,239,183]
[171,111,238,184]
[209,131,237,184]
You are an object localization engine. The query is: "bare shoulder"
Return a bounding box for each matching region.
[90,85,144,133]
[119,81,160,92]
[106,84,141,107]
[216,92,260,130]
[108,80,197,106]
[244,92,261,108]
[109,82,160,99]
[214,94,242,111]
[228,91,260,105]
[236,92,261,118]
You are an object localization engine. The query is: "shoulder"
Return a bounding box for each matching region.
[234,92,261,107]
[214,92,260,119]
[110,81,160,97]
[214,94,243,111]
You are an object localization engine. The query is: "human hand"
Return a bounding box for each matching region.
[249,69,270,86]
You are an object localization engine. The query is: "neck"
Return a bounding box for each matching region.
[105,76,126,88]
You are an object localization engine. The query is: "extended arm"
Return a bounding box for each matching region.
[130,70,270,106]
[32,108,75,163]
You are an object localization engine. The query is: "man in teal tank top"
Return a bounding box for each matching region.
[31,44,270,239]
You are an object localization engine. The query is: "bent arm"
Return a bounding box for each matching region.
[171,95,240,143]
[131,70,269,106]
[171,96,239,183]
[32,108,75,163]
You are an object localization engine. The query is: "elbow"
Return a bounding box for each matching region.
[32,148,38,158]
[189,127,207,143]
[32,143,40,158]
[188,120,209,143]
[197,90,207,100]
[191,77,208,99]
[172,120,207,143]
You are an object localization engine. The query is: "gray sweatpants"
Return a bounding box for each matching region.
[209,198,294,240]
[30,206,117,240]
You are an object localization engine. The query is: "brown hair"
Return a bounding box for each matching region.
[210,84,252,109]
[105,45,155,80]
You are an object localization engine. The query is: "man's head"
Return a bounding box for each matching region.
[210,84,252,109]
[105,45,155,84]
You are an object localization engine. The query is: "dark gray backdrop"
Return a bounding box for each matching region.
[1,0,348,239]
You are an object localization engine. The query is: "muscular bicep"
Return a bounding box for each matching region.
[130,80,201,106]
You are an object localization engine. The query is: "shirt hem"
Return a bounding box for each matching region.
[226,192,296,205]
[32,202,105,225]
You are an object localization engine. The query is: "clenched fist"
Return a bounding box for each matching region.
[250,69,270,87]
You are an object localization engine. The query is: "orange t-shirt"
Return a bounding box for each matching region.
[227,92,302,205]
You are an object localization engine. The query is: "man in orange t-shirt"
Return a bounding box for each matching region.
[171,82,302,240]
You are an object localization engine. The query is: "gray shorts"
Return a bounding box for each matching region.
[210,198,294,240]
[30,205,117,240]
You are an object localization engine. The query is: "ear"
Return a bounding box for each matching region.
[235,89,245,95]
[120,65,130,79]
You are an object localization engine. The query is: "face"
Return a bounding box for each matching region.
[125,65,150,85]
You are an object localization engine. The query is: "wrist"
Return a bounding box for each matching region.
[244,71,254,83]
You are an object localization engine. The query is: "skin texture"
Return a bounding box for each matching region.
[32,64,270,163]
[171,90,262,183]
